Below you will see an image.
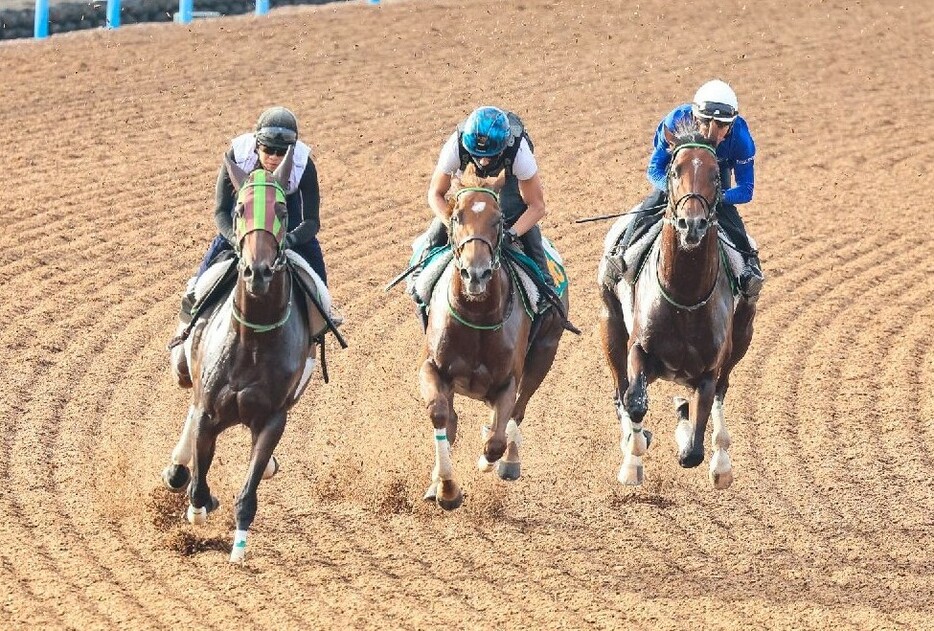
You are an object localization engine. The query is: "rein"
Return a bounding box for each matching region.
[232,296,293,333]
[446,266,515,331]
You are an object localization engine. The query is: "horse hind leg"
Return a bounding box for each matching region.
[708,395,734,489]
[162,405,197,493]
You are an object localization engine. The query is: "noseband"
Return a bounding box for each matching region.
[450,187,504,271]
[665,142,721,227]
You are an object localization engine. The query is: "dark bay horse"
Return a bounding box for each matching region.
[164,147,318,561]
[600,125,756,489]
[420,166,568,510]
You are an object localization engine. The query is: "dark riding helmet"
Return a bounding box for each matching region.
[255,106,298,149]
[461,106,510,157]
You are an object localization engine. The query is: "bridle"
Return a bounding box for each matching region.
[664,142,721,229]
[449,187,504,271]
[656,142,723,311]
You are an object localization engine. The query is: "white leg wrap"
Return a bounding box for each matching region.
[432,429,453,482]
[229,529,248,563]
[505,419,523,448]
[186,504,207,526]
[675,419,693,453]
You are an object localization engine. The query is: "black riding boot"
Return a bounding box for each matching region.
[423,217,449,252]
[518,226,556,300]
[718,202,764,302]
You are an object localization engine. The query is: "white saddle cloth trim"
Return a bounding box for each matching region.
[412,249,454,306]
[193,258,234,303]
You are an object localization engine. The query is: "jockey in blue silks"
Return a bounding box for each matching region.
[612,79,764,302]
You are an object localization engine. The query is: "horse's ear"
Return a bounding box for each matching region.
[225,154,248,191]
[663,125,678,149]
[271,145,294,188]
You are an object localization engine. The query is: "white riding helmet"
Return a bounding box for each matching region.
[692,80,739,122]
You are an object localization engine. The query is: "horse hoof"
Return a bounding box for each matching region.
[477,455,495,473]
[618,458,644,485]
[709,468,734,489]
[162,464,190,492]
[423,481,439,503]
[678,450,704,469]
[644,429,653,449]
[262,456,279,480]
[436,490,463,511]
[496,460,521,481]
[187,504,207,525]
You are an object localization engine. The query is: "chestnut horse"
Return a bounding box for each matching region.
[164,147,321,561]
[599,125,756,489]
[420,166,568,510]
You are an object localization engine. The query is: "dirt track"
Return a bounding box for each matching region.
[1,0,932,628]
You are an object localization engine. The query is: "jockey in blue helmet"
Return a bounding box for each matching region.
[610,80,764,303]
[422,106,557,305]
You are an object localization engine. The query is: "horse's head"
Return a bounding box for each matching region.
[448,164,504,298]
[224,146,293,296]
[664,123,721,249]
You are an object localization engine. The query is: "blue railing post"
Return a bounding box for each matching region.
[178,0,193,24]
[256,0,269,16]
[34,0,49,38]
[106,0,121,29]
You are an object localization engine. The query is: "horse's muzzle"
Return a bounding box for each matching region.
[675,216,711,248]
[460,265,493,298]
[243,262,274,296]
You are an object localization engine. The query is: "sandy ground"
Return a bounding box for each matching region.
[0,0,932,628]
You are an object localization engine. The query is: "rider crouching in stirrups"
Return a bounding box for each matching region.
[172,106,339,341]
[419,106,575,331]
[608,80,764,303]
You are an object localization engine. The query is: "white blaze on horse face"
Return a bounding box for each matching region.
[471,201,486,213]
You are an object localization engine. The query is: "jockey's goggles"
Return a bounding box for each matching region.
[255,126,297,148]
[692,101,737,123]
[258,144,289,156]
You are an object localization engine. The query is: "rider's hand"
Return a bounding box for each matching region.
[283,232,297,250]
[505,227,519,244]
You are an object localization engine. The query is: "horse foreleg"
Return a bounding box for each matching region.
[162,405,197,492]
[619,345,652,485]
[708,395,734,489]
[676,375,716,469]
[478,378,518,473]
[419,359,461,510]
[230,412,287,563]
[187,412,221,526]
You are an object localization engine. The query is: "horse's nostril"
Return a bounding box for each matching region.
[698,218,708,231]
[481,269,492,280]
[243,266,253,278]
[677,218,688,231]
[460,268,470,281]
[261,266,274,280]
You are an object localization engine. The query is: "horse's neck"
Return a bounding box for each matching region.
[448,265,511,317]
[658,225,720,300]
[234,270,292,330]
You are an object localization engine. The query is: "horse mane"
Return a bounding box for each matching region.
[669,119,716,152]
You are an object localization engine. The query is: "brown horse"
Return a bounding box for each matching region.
[164,147,321,561]
[599,124,757,489]
[419,166,568,510]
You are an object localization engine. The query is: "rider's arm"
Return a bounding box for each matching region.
[427,169,453,221]
[513,173,547,236]
[213,151,237,245]
[284,158,321,247]
[722,119,756,205]
[509,139,545,236]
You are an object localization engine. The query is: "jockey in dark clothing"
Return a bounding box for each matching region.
[197,106,327,284]
[611,80,764,302]
[422,106,555,295]
[177,106,329,323]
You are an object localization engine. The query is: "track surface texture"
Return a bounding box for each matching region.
[1,0,932,628]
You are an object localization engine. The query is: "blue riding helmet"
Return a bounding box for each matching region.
[462,106,510,157]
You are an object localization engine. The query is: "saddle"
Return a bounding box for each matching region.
[598,209,745,298]
[167,251,344,352]
[405,237,578,334]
